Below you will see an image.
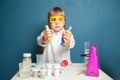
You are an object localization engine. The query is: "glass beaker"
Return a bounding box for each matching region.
[36,54,43,65]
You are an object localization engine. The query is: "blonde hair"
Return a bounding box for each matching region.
[48,7,66,27]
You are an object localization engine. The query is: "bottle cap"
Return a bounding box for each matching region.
[23,53,31,57]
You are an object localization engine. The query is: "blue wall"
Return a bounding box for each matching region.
[0,0,120,80]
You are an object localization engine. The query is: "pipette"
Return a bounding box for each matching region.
[61,26,72,46]
[45,25,53,43]
[45,25,55,63]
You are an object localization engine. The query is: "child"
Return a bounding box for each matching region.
[37,7,75,65]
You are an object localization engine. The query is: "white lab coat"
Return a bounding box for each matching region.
[37,28,75,64]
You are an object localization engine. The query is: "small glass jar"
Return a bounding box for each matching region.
[53,64,60,77]
[32,68,39,78]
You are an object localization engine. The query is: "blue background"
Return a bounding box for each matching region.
[0,0,120,80]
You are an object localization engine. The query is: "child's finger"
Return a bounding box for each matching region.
[63,38,68,43]
[63,31,71,37]
[47,36,52,41]
[44,29,52,36]
[63,36,70,44]
[63,33,71,41]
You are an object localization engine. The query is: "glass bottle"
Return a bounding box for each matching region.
[23,53,31,69]
[19,53,32,78]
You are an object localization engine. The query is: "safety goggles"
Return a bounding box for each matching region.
[50,16,65,24]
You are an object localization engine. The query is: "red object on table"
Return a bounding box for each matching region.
[61,60,68,67]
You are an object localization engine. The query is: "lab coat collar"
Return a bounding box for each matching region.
[54,28,65,35]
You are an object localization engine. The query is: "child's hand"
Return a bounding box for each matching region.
[42,29,54,44]
[62,31,72,48]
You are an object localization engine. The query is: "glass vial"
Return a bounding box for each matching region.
[53,64,60,77]
[46,63,52,76]
[84,42,90,64]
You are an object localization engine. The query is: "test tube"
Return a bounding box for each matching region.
[45,25,53,43]
[61,26,72,46]
[84,42,89,52]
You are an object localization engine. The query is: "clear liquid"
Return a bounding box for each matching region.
[19,70,31,78]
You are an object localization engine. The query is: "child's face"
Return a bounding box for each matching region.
[49,16,65,32]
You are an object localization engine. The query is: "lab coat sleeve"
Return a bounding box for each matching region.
[70,34,75,49]
[37,32,47,47]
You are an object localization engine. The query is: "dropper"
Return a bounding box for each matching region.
[45,25,53,43]
[45,25,55,63]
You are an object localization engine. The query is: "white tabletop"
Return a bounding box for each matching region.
[11,63,113,80]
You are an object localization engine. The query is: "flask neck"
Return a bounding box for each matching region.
[23,57,31,63]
